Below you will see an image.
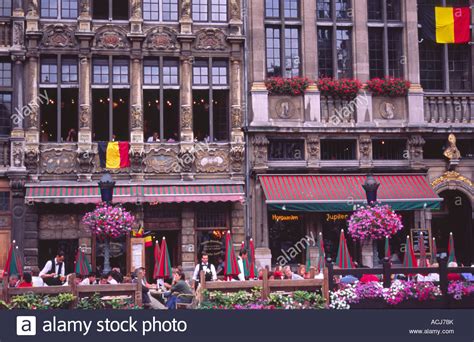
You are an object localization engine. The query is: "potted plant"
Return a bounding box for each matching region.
[82,203,135,274]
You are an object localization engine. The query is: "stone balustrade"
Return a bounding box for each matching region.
[424,95,474,124]
[320,96,357,124]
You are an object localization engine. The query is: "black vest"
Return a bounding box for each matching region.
[48,259,62,276]
[198,263,213,282]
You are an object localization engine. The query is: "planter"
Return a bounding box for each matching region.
[372,96,407,121]
[447,295,474,309]
[268,95,303,121]
[350,298,445,309]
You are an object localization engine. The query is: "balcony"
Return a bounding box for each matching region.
[0,20,11,47]
[424,95,474,124]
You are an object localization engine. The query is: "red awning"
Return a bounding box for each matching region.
[25,183,244,204]
[260,174,442,211]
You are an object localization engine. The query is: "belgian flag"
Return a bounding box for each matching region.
[98,141,131,169]
[420,6,471,44]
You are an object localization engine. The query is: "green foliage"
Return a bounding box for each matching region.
[10,292,76,310]
[76,293,105,310]
[0,299,11,310]
[48,293,76,309]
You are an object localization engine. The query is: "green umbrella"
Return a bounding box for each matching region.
[430,237,438,265]
[249,238,257,279]
[241,241,250,278]
[224,231,239,280]
[74,248,91,276]
[336,230,354,269]
[403,235,418,268]
[305,241,311,271]
[153,240,161,279]
[384,236,391,259]
[317,232,325,272]
[157,237,172,279]
[447,232,456,264]
[2,240,23,278]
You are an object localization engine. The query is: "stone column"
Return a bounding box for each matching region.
[250,83,269,126]
[230,58,243,142]
[302,0,317,80]
[78,0,92,31]
[78,55,92,144]
[231,202,245,245]
[180,56,193,143]
[254,180,271,269]
[9,178,27,263]
[181,205,196,278]
[405,0,425,124]
[304,85,321,124]
[130,57,144,143]
[130,0,143,34]
[24,54,40,176]
[353,0,370,82]
[10,55,27,172]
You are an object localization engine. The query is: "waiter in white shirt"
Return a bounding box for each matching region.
[193,254,217,289]
[39,251,66,286]
[237,248,248,281]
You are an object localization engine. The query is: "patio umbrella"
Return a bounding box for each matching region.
[384,236,391,259]
[403,235,418,268]
[156,237,172,279]
[336,230,354,269]
[249,238,257,279]
[241,241,250,278]
[448,232,457,264]
[418,232,427,267]
[305,242,311,271]
[224,231,240,280]
[430,237,438,265]
[2,241,23,278]
[152,240,161,279]
[74,248,91,276]
[317,232,325,272]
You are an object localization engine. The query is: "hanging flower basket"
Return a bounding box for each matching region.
[264,77,312,96]
[82,203,135,239]
[347,204,403,241]
[366,77,411,97]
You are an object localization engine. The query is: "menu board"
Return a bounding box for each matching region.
[410,229,431,255]
[130,238,145,273]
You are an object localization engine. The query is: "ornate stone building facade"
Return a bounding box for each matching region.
[247,0,474,268]
[3,0,245,277]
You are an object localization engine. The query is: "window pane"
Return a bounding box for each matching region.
[93,58,109,84]
[192,0,208,21]
[143,0,159,20]
[449,45,472,91]
[373,139,406,160]
[40,88,58,142]
[336,28,352,78]
[193,60,209,85]
[163,89,179,141]
[213,90,228,141]
[0,192,9,211]
[112,0,129,20]
[387,28,403,77]
[61,88,78,142]
[62,0,78,18]
[0,93,12,135]
[284,27,300,77]
[284,0,299,19]
[144,90,160,140]
[321,139,356,160]
[265,0,279,18]
[269,139,305,161]
[41,0,58,18]
[193,90,209,141]
[113,59,129,85]
[369,28,384,78]
[211,0,227,22]
[163,0,178,21]
[317,0,331,19]
[163,59,179,85]
[335,0,351,20]
[112,89,129,141]
[423,139,446,159]
[143,59,159,85]
[386,0,401,20]
[0,0,12,16]
[212,60,228,86]
[0,60,11,87]
[92,89,109,141]
[419,38,444,91]
[61,57,78,83]
[41,58,58,84]
[368,0,382,20]
[318,27,333,78]
[266,27,281,77]
[93,0,108,19]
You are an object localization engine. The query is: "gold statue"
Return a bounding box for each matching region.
[443,134,461,160]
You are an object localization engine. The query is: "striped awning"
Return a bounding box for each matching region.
[260,174,442,212]
[25,183,244,204]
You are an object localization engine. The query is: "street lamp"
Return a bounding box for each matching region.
[362,174,380,206]
[98,173,115,204]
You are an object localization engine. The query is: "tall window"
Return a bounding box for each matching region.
[143,58,180,141]
[192,59,229,142]
[143,0,178,21]
[192,0,227,22]
[92,57,130,141]
[265,0,301,77]
[321,139,356,160]
[0,0,12,16]
[317,0,353,78]
[39,56,78,142]
[93,0,128,20]
[0,59,11,136]
[40,0,78,19]
[368,0,404,78]
[418,0,473,91]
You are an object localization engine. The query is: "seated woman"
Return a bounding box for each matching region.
[165,270,193,310]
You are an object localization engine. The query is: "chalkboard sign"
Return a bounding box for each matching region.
[411,229,431,255]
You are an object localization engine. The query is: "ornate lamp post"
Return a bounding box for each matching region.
[362,174,380,206]
[98,173,115,274]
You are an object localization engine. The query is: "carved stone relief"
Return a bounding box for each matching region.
[144,146,180,173]
[194,28,228,51]
[95,26,130,49]
[145,27,179,51]
[41,24,77,48]
[196,148,229,173]
[40,145,77,174]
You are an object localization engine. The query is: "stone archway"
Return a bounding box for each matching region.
[431,172,474,266]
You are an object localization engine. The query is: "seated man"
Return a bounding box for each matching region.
[165,270,193,310]
[147,132,160,143]
[39,251,66,286]
[283,266,304,280]
[80,272,97,285]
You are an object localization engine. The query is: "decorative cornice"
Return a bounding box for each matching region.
[431,171,473,188]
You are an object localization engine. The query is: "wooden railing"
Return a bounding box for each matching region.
[0,20,11,47]
[1,274,143,308]
[424,95,474,124]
